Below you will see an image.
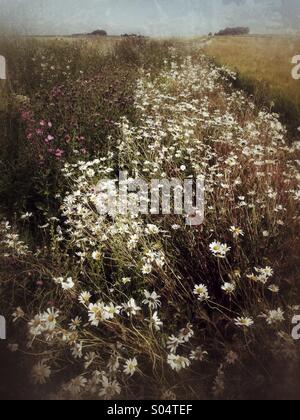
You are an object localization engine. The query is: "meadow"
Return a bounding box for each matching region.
[204,35,300,134]
[0,35,300,400]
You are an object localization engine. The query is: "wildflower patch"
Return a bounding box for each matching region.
[2,44,300,400]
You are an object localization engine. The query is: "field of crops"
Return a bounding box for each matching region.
[204,35,300,133]
[0,35,300,400]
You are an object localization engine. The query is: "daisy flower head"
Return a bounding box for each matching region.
[167,335,184,353]
[230,226,244,239]
[79,291,92,305]
[121,277,131,285]
[88,302,109,326]
[69,316,82,331]
[167,354,191,372]
[67,375,87,397]
[226,351,239,365]
[28,314,45,337]
[221,282,236,295]
[12,307,25,323]
[179,323,194,342]
[123,298,141,317]
[209,241,231,259]
[142,263,152,275]
[234,317,254,328]
[142,290,161,310]
[42,308,60,331]
[99,376,121,400]
[124,357,138,376]
[104,303,121,320]
[268,284,280,294]
[254,266,274,284]
[148,311,163,331]
[266,308,285,325]
[31,360,51,385]
[190,347,208,361]
[61,277,75,291]
[193,284,210,302]
[92,251,101,261]
[145,224,160,235]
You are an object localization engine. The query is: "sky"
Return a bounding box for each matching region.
[0,0,299,36]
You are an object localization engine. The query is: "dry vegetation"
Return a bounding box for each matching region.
[30,35,123,54]
[0,35,300,400]
[204,35,300,133]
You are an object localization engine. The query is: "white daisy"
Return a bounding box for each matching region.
[190,347,208,361]
[167,335,184,354]
[230,226,244,238]
[124,357,138,376]
[221,282,236,295]
[142,263,152,275]
[121,277,131,285]
[99,376,121,400]
[104,303,121,320]
[28,314,45,337]
[234,317,254,328]
[92,251,101,261]
[32,360,51,385]
[69,316,82,331]
[225,351,239,365]
[167,354,190,372]
[209,241,231,258]
[79,291,91,305]
[68,376,87,396]
[61,277,75,291]
[12,307,25,323]
[123,298,141,317]
[266,308,285,325]
[179,323,194,342]
[268,284,280,293]
[42,308,60,331]
[148,311,163,331]
[193,284,210,302]
[88,302,110,326]
[142,290,161,310]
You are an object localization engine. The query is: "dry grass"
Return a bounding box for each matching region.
[28,35,123,54]
[204,35,300,132]
[1,36,300,400]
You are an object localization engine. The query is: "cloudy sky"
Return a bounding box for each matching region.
[0,0,299,36]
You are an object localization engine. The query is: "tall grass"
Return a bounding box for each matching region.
[0,36,174,225]
[204,36,300,136]
[0,36,300,400]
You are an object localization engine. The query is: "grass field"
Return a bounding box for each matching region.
[204,35,300,133]
[28,35,123,54]
[0,35,300,400]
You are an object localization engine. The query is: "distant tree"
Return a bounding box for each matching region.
[89,29,107,37]
[215,27,250,36]
[121,33,144,38]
